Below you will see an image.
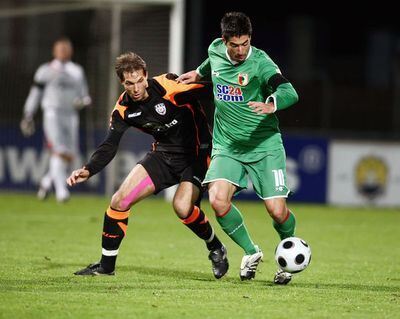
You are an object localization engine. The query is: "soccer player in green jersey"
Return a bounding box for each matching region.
[177,12,299,284]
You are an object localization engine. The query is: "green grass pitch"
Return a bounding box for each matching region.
[0,193,399,318]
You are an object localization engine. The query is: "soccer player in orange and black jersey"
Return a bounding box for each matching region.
[67,52,228,278]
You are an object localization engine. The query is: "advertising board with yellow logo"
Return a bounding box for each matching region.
[328,141,400,206]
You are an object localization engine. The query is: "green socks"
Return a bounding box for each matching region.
[216,204,257,255]
[216,205,296,253]
[273,211,296,240]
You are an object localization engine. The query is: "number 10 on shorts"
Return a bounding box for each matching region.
[272,169,285,191]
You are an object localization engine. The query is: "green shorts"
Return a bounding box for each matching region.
[203,148,291,200]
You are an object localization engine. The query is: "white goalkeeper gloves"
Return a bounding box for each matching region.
[20,117,35,137]
[73,96,92,110]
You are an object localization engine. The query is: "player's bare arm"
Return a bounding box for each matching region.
[176,70,202,84]
[67,168,90,186]
[248,101,276,114]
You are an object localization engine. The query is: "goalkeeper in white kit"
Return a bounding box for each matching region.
[20,37,91,202]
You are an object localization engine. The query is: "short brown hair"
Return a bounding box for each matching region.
[115,52,147,81]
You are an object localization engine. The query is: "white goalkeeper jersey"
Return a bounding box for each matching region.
[23,59,90,118]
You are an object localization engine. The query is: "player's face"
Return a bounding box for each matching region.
[53,41,73,62]
[122,69,149,101]
[224,35,251,63]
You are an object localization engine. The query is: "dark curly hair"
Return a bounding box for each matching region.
[221,12,252,40]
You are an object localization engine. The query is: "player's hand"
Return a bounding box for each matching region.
[248,101,277,115]
[67,168,90,186]
[20,118,35,137]
[73,96,92,110]
[176,70,201,84]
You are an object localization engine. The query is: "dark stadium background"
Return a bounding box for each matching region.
[0,0,398,204]
[1,0,397,137]
[184,1,399,138]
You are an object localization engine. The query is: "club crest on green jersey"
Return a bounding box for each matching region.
[238,73,249,86]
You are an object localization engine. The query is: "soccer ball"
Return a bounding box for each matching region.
[274,237,311,273]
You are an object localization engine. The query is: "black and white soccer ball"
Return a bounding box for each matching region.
[275,237,311,273]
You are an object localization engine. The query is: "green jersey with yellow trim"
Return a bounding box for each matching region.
[197,38,298,161]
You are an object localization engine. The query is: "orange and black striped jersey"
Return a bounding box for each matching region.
[84,74,212,176]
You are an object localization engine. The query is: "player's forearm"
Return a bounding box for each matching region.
[271,83,299,111]
[84,129,123,177]
[84,143,118,177]
[23,85,43,119]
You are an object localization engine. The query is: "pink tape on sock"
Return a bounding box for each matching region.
[121,176,154,209]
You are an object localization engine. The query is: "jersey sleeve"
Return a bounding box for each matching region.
[196,58,211,78]
[259,53,281,86]
[268,82,299,111]
[259,53,299,111]
[84,105,129,177]
[153,74,212,105]
[33,64,48,86]
[23,65,47,119]
[174,81,213,105]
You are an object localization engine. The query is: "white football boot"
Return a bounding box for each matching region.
[274,268,292,285]
[240,246,263,280]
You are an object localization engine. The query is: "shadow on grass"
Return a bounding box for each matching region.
[33,260,239,283]
[1,262,398,294]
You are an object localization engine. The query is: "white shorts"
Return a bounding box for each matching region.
[43,111,79,156]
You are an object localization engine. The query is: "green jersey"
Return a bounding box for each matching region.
[197,38,298,161]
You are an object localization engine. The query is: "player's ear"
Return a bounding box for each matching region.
[143,71,149,88]
[222,36,227,45]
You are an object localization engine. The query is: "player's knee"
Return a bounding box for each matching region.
[172,190,194,218]
[208,184,232,216]
[110,191,130,211]
[172,198,193,219]
[267,205,288,223]
[209,193,230,216]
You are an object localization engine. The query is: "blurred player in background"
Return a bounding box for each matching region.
[178,12,299,284]
[67,52,229,278]
[20,37,91,203]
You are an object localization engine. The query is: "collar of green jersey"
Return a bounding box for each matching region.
[225,46,253,65]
